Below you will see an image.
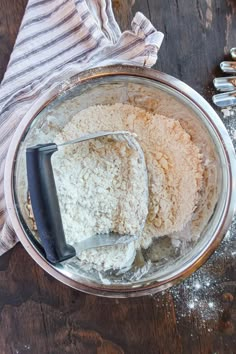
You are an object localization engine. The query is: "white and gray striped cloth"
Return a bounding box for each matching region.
[0,0,163,255]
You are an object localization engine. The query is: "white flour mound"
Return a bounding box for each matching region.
[53,135,148,271]
[53,103,203,270]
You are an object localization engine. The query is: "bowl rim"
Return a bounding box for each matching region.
[4,64,236,297]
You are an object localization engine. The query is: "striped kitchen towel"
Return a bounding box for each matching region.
[0,0,164,255]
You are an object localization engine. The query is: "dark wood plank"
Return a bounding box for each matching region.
[0,0,28,81]
[133,0,236,97]
[0,1,235,354]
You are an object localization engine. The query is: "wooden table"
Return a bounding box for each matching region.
[0,1,235,353]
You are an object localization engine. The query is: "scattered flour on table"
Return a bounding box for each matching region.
[51,103,204,271]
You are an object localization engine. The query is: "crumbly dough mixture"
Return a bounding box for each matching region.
[52,103,203,270]
[54,137,148,240]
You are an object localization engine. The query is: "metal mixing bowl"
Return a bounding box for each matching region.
[4,65,236,297]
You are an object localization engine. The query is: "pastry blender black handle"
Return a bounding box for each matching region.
[26,144,76,264]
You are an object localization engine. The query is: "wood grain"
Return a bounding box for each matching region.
[0,1,235,353]
[0,0,28,81]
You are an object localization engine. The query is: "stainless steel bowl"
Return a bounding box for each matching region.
[4,65,236,297]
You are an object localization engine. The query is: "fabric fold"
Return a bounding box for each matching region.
[0,0,164,255]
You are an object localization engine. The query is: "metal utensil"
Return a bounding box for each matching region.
[212,91,236,108]
[220,61,236,73]
[213,77,236,92]
[26,130,148,264]
[230,47,236,60]
[212,48,236,107]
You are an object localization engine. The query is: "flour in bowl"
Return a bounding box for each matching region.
[51,103,203,271]
[52,135,148,271]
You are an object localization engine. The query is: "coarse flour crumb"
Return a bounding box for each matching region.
[51,103,203,271]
